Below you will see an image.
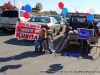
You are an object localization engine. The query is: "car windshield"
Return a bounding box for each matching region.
[71,16,88,23]
[51,16,62,22]
[29,17,50,23]
[1,10,18,17]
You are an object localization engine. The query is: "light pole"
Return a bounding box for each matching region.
[71,5,81,12]
[14,0,15,6]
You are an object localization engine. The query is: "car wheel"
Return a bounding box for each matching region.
[3,28,8,32]
[57,30,60,35]
[60,28,63,32]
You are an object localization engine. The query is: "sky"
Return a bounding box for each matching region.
[0,0,100,14]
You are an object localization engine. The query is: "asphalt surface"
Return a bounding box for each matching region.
[0,28,100,75]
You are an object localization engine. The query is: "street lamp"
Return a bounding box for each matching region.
[14,0,15,6]
[13,0,17,9]
[71,5,81,12]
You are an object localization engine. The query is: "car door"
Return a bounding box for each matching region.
[51,17,56,30]
[52,17,60,33]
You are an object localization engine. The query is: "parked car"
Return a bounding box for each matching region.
[0,12,2,17]
[0,10,28,32]
[50,15,64,32]
[27,16,61,39]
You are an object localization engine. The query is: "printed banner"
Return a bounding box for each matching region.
[15,22,41,40]
[77,28,94,39]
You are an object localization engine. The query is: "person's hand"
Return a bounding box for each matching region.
[45,50,50,54]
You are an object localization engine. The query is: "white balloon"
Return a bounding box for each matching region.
[15,1,22,10]
[89,8,95,14]
[56,8,62,14]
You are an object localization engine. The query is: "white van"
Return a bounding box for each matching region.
[0,10,28,32]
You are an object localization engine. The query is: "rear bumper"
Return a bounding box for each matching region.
[0,24,16,29]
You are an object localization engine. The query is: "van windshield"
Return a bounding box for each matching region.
[1,10,18,17]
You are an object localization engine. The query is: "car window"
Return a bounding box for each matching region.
[1,10,18,17]
[97,22,100,27]
[71,16,88,23]
[51,16,61,22]
[52,18,56,24]
[20,11,24,17]
[98,21,100,23]
[29,17,50,23]
[53,18,57,23]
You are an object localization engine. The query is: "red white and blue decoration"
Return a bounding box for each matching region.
[56,2,68,15]
[15,1,32,19]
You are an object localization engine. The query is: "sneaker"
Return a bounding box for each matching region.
[52,50,55,53]
[45,50,50,54]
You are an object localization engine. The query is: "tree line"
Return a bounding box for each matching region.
[1,1,43,11]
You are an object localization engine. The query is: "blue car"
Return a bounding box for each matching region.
[51,15,64,31]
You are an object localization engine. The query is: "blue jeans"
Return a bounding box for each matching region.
[35,40,45,51]
[47,42,53,53]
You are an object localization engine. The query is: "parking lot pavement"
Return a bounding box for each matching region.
[0,29,100,75]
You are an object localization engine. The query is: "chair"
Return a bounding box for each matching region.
[89,36,100,56]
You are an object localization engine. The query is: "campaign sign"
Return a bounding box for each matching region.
[15,22,41,40]
[78,28,94,39]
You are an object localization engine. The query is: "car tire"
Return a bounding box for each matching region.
[57,30,60,35]
[3,28,8,32]
[60,28,63,32]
